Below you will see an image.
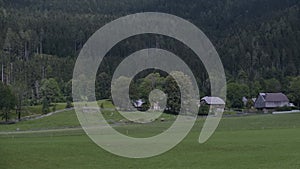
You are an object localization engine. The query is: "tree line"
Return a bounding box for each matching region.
[0,0,300,120]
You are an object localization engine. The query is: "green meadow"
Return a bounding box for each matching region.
[1,110,300,169]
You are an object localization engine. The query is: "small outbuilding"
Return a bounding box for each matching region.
[201,96,225,107]
[200,96,225,116]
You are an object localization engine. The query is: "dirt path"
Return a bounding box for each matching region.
[20,108,75,121]
[0,127,83,135]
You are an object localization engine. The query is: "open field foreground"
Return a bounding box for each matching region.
[1,111,300,169]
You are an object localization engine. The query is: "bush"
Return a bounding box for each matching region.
[100,103,104,109]
[42,98,50,114]
[275,106,293,111]
[66,101,73,108]
[198,105,209,116]
[223,111,237,115]
[52,104,57,112]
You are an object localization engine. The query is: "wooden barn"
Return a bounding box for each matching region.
[254,93,289,109]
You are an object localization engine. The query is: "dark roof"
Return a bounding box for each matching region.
[261,93,289,102]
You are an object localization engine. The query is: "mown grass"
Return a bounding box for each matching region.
[0,109,176,133]
[2,109,300,133]
[1,107,300,169]
[0,110,79,131]
[1,125,300,169]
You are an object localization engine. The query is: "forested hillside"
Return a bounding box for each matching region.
[0,0,300,109]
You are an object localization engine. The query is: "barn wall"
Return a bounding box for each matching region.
[265,101,289,108]
[254,95,265,108]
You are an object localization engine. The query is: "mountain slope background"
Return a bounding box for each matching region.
[0,0,299,105]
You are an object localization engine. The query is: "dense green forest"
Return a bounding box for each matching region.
[0,0,300,117]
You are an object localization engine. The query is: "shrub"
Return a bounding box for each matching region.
[198,105,209,116]
[275,106,293,111]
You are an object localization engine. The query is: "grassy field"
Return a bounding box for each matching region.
[0,110,79,131]
[1,103,68,122]
[1,110,300,169]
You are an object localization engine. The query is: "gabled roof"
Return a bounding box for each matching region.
[201,96,225,105]
[133,99,145,108]
[259,93,289,102]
